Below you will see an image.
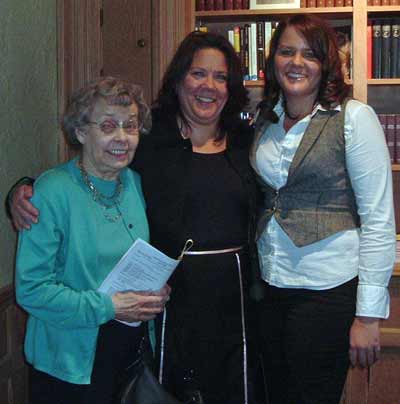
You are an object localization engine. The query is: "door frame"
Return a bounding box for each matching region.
[57,0,193,162]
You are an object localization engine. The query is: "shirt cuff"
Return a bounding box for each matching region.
[356,283,390,319]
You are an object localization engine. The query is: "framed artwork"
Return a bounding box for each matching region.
[250,0,300,9]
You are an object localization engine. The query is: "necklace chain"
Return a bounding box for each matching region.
[78,159,123,222]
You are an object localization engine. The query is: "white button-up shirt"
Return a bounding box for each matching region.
[256,99,396,318]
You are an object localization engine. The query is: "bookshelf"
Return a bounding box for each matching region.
[192,0,400,103]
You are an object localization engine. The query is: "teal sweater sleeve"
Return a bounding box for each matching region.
[15,166,115,329]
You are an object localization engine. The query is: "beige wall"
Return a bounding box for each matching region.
[0,1,59,287]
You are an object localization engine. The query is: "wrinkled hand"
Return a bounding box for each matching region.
[10,184,39,230]
[112,284,171,323]
[349,317,381,368]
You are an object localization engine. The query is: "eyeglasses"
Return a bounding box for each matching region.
[86,119,139,135]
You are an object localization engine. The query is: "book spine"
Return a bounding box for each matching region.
[228,29,235,47]
[250,22,258,80]
[244,24,250,81]
[367,0,373,4]
[344,0,352,5]
[264,21,272,61]
[239,26,247,77]
[373,21,382,79]
[326,0,335,6]
[196,0,205,11]
[317,0,325,6]
[233,0,243,9]
[381,0,390,4]
[392,21,400,78]
[257,22,265,80]
[390,0,400,4]
[224,0,233,9]
[242,0,250,8]
[396,115,400,163]
[307,0,317,7]
[367,22,373,79]
[300,0,307,6]
[372,0,381,4]
[233,26,241,56]
[335,0,344,6]
[205,0,215,10]
[214,0,224,9]
[387,114,396,164]
[381,21,391,79]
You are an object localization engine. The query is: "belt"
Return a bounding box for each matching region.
[183,246,243,256]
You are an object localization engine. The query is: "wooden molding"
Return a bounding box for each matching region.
[152,0,194,97]
[57,0,102,162]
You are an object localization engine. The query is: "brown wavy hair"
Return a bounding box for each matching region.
[259,14,350,123]
[154,31,249,141]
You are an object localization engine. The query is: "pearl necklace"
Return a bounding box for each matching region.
[78,159,123,222]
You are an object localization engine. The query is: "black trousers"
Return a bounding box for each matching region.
[29,320,143,404]
[257,277,357,404]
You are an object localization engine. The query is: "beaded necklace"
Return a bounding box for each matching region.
[78,159,123,222]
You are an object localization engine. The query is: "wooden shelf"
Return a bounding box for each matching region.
[244,79,353,87]
[244,80,264,87]
[394,263,400,276]
[368,79,400,85]
[367,5,400,12]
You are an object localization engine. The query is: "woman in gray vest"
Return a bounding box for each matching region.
[250,14,396,404]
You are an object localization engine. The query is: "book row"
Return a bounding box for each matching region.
[378,114,400,164]
[367,0,400,5]
[195,0,359,9]
[197,22,352,82]
[369,20,400,79]
[300,0,352,6]
[196,0,249,10]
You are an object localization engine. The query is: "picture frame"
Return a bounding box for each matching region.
[250,0,300,9]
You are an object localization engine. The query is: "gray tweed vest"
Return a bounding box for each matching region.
[250,100,360,247]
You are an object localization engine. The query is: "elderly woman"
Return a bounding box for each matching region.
[251,14,395,404]
[15,77,170,404]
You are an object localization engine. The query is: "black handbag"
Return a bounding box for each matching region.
[119,359,182,404]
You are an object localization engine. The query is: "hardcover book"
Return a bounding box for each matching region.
[196,0,205,10]
[257,21,265,79]
[214,0,225,9]
[224,0,234,9]
[367,22,373,79]
[205,0,215,10]
[381,20,392,79]
[392,20,400,78]
[372,21,382,79]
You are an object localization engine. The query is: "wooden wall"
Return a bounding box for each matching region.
[0,286,28,404]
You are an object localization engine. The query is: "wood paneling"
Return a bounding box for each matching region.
[0,285,28,404]
[57,0,102,162]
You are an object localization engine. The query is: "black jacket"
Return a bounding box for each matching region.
[132,108,262,298]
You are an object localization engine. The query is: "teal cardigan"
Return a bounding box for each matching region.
[15,158,149,384]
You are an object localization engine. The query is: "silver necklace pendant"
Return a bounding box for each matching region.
[78,159,123,222]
